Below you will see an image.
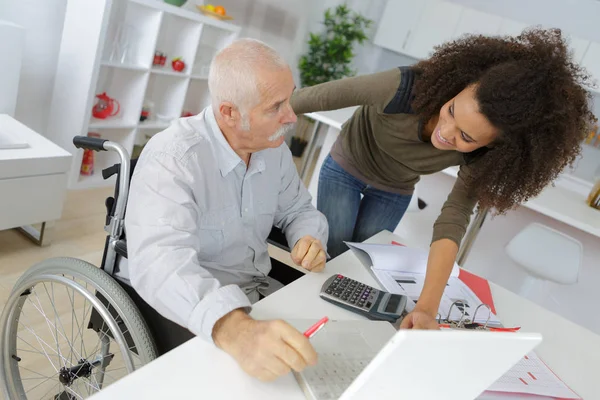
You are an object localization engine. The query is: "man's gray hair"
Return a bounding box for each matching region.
[208,38,288,116]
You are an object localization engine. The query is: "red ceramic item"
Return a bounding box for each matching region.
[92,92,120,119]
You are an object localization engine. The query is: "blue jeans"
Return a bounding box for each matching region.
[317,155,413,258]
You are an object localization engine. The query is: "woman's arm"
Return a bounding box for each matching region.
[401,165,476,329]
[290,68,402,115]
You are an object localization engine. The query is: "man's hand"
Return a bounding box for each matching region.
[291,235,326,272]
[400,309,440,330]
[212,309,318,381]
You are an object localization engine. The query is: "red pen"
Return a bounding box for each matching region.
[303,317,329,338]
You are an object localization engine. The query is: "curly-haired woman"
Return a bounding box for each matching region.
[290,28,595,329]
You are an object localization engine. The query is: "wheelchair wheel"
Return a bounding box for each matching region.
[0,257,157,399]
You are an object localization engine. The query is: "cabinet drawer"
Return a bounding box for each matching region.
[0,173,68,230]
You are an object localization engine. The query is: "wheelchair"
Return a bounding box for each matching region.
[0,136,302,399]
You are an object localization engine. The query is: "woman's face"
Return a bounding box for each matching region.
[430,85,499,152]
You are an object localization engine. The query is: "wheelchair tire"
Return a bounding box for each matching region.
[0,257,157,399]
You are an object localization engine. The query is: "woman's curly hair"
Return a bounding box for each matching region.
[411,27,596,214]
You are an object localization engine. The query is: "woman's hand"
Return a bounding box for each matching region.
[400,309,440,330]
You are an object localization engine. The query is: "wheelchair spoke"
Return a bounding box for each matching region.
[31,288,65,368]
[23,296,85,365]
[24,374,56,394]
[65,385,84,400]
[44,282,69,368]
[67,284,86,363]
[18,365,53,380]
[39,382,62,400]
[16,325,60,373]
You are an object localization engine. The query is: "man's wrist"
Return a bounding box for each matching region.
[212,308,251,350]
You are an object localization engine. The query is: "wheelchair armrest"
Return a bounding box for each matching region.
[267,226,290,252]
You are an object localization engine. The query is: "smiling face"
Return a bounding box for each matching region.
[429,85,500,152]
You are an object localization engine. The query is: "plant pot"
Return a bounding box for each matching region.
[290,137,308,157]
[164,0,187,6]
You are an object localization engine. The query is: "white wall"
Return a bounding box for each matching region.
[448,0,600,43]
[0,0,67,136]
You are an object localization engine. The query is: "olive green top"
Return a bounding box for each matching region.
[290,67,477,246]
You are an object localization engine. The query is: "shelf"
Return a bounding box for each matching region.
[129,0,241,33]
[101,60,149,71]
[191,73,209,80]
[154,12,203,79]
[151,68,190,78]
[102,1,163,68]
[92,67,149,125]
[89,118,137,129]
[144,73,189,122]
[138,120,171,129]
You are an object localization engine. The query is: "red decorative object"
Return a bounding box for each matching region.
[171,57,185,72]
[153,51,166,67]
[80,132,101,176]
[92,92,120,119]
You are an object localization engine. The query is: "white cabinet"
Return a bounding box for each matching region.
[453,8,503,38]
[46,0,240,190]
[373,0,426,55]
[405,0,463,59]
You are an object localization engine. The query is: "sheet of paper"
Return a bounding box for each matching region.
[0,128,29,150]
[372,268,501,324]
[487,352,581,399]
[345,242,459,277]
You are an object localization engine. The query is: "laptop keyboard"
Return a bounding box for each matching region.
[301,351,373,399]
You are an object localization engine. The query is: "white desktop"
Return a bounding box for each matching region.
[89,231,599,400]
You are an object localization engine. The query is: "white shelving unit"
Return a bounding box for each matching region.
[46,0,240,189]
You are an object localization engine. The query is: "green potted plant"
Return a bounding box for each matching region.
[290,5,372,157]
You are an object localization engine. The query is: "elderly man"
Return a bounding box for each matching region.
[125,38,328,381]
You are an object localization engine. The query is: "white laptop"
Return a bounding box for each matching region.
[289,320,542,400]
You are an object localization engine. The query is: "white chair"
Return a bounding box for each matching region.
[505,223,583,301]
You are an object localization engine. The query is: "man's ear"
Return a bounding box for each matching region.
[218,102,239,128]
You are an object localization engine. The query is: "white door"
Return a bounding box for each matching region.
[373,0,427,54]
[405,0,463,59]
[453,8,503,38]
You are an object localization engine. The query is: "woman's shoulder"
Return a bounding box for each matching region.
[379,66,418,115]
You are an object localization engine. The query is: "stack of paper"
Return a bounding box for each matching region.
[481,352,581,399]
[345,242,501,325]
[0,127,29,149]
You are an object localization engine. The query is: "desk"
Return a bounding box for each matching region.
[90,231,600,399]
[0,114,72,245]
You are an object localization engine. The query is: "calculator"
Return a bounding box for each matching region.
[319,274,408,323]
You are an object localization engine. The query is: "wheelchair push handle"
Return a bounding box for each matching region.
[73,135,108,151]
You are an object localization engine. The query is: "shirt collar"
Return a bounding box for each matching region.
[204,106,243,177]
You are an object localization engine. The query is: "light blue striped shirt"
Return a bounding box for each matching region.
[124,106,328,342]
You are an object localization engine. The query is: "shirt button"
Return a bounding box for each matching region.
[244,208,249,212]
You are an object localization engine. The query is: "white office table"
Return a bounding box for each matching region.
[90,231,600,400]
[0,114,72,245]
